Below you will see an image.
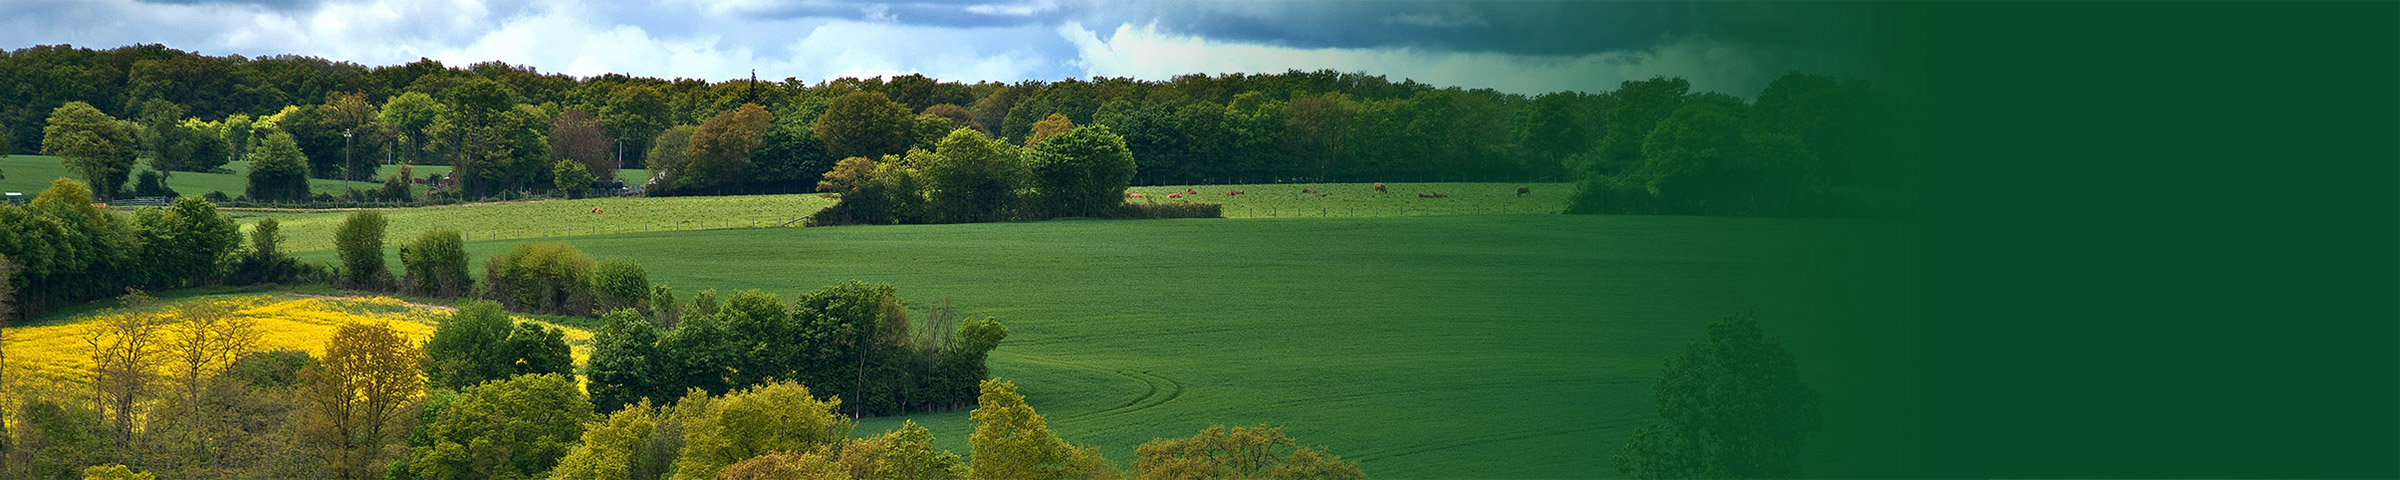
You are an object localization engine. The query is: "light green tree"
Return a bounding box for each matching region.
[924,129,1024,223]
[42,101,139,199]
[245,131,312,201]
[1027,125,1137,218]
[670,380,853,480]
[1132,425,1363,480]
[553,159,593,198]
[876,420,967,480]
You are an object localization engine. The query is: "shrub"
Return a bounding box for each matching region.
[131,170,177,198]
[1108,202,1222,219]
[482,243,598,316]
[554,159,594,199]
[332,210,390,289]
[399,229,471,297]
[592,259,650,314]
[229,217,317,285]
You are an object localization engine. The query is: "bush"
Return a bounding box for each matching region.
[554,159,594,199]
[399,229,471,297]
[591,259,650,314]
[482,243,598,316]
[1567,175,1658,215]
[332,210,390,289]
[131,170,177,198]
[1108,202,1223,219]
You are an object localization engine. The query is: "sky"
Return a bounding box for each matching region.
[0,0,1878,96]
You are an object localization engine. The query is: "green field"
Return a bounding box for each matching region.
[1126,182,1571,218]
[288,214,1895,478]
[250,193,838,253]
[2,155,647,200]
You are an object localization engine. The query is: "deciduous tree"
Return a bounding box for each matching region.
[814,92,912,161]
[245,131,312,201]
[298,321,426,480]
[1614,314,1821,480]
[43,101,138,199]
[405,373,595,480]
[670,380,852,480]
[1027,125,1137,218]
[87,290,168,460]
[680,103,772,191]
[1132,425,1363,480]
[548,109,616,182]
[968,379,1114,480]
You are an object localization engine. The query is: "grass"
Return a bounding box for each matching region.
[284,213,1901,479]
[2,292,595,398]
[1,155,646,201]
[1125,182,1572,218]
[247,193,839,253]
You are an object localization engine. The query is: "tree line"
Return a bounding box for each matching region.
[6,43,1906,216]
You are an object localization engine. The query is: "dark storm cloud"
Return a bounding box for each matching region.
[719,1,1870,57]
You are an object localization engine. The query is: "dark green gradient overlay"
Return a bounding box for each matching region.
[1597,2,2397,478]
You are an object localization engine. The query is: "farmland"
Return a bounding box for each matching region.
[5,293,593,397]
[271,213,1900,478]
[0,155,647,200]
[247,192,839,252]
[1125,182,1572,218]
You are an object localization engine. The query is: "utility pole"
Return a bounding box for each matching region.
[343,129,355,192]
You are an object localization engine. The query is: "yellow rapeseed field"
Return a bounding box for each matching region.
[3,294,591,396]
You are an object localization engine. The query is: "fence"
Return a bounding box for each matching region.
[455,216,814,243]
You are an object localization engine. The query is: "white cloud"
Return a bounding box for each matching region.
[1060,22,1855,96]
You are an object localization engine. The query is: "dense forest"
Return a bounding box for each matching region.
[2,43,1910,216]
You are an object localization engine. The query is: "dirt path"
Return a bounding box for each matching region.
[286,293,458,312]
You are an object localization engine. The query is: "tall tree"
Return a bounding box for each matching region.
[586,309,669,413]
[813,92,911,161]
[380,92,442,166]
[669,380,853,480]
[332,210,388,288]
[601,85,671,169]
[1615,314,1821,479]
[245,131,312,201]
[1027,125,1137,218]
[923,129,1024,223]
[1596,77,1691,176]
[680,103,772,192]
[643,125,697,188]
[548,109,616,183]
[42,101,138,200]
[967,379,1113,480]
[86,290,168,461]
[299,321,427,480]
[405,373,596,480]
[319,92,390,184]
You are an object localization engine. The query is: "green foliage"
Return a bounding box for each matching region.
[650,283,681,327]
[671,103,773,193]
[19,399,108,480]
[642,125,697,188]
[245,131,312,201]
[406,373,596,480]
[130,195,239,288]
[1596,77,1691,176]
[748,120,834,191]
[924,128,1025,223]
[547,399,672,480]
[814,92,913,161]
[548,109,616,184]
[1028,125,1138,218]
[507,321,575,377]
[586,308,669,413]
[552,159,593,199]
[1132,425,1364,480]
[222,349,318,389]
[968,379,1114,480]
[591,258,651,314]
[1615,314,1821,480]
[399,229,470,297]
[332,209,389,288]
[42,101,139,199]
[479,242,597,316]
[129,170,176,198]
[877,420,968,480]
[81,464,156,480]
[1023,113,1073,148]
[228,216,314,285]
[669,380,854,480]
[381,92,442,166]
[421,301,515,390]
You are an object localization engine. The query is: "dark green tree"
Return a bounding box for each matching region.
[813,92,912,161]
[1615,314,1821,479]
[245,131,312,202]
[591,259,649,314]
[130,196,240,289]
[923,128,1024,223]
[405,373,596,480]
[332,210,389,288]
[586,308,669,413]
[421,301,515,390]
[398,229,470,297]
[1027,125,1137,218]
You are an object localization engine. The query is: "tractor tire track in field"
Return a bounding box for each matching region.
[997,351,1185,423]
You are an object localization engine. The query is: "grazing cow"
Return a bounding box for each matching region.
[1418,193,1437,198]
[1435,192,1449,198]
[1168,193,1184,198]
[1517,186,1531,197]
[1127,193,1144,198]
[592,207,604,214]
[1316,193,1328,197]
[1187,188,1198,194]
[1373,183,1388,193]
[1302,188,1318,194]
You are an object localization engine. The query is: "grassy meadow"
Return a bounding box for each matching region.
[246,192,839,252]
[286,213,1899,478]
[0,154,645,200]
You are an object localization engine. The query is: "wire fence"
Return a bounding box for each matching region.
[456,216,814,243]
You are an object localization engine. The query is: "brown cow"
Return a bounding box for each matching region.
[1516,186,1531,197]
[1418,193,1438,198]
[1187,188,1198,194]
[1302,188,1318,194]
[1127,193,1144,198]
[1373,183,1388,193]
[1167,193,1184,198]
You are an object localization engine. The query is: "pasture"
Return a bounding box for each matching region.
[0,155,646,200]
[1125,182,1572,218]
[279,213,1899,478]
[240,192,839,252]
